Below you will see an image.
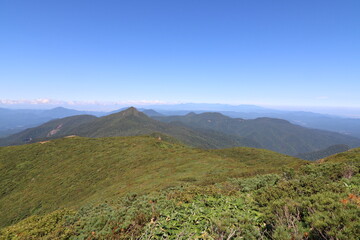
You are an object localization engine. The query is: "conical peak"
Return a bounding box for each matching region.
[186,112,197,116]
[118,107,144,117]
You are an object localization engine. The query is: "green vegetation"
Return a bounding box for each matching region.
[322,147,360,164]
[0,107,102,138]
[1,158,358,239]
[296,144,350,161]
[155,112,360,156]
[0,108,259,149]
[0,115,97,146]
[1,130,359,239]
[0,135,304,228]
[4,108,360,159]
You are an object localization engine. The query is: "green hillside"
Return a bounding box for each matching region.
[73,107,256,149]
[321,147,360,163]
[155,112,360,156]
[0,107,259,149]
[0,115,97,146]
[1,142,358,239]
[0,135,305,228]
[1,110,359,239]
[4,108,359,157]
[0,107,103,138]
[296,144,350,161]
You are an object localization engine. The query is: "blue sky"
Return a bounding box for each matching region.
[1,0,359,108]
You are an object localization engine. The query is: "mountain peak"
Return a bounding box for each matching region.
[117,107,145,117]
[186,112,197,116]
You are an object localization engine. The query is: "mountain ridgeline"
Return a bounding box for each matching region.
[3,104,360,139]
[0,107,104,137]
[0,108,258,150]
[1,107,360,158]
[153,112,360,156]
[0,115,97,146]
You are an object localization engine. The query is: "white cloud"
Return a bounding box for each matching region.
[0,99,63,105]
[0,99,170,106]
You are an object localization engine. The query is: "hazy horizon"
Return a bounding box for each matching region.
[2,98,360,118]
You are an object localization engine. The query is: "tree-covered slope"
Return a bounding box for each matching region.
[296,144,350,161]
[0,115,97,146]
[0,107,260,149]
[72,107,260,149]
[0,135,305,228]
[0,107,104,137]
[155,112,360,156]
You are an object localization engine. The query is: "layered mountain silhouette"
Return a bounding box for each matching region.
[0,107,258,149]
[1,107,360,156]
[0,115,97,146]
[154,112,360,155]
[0,107,104,137]
[3,104,360,138]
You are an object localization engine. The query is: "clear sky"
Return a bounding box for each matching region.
[1,0,359,108]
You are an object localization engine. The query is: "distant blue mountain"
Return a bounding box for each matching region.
[0,107,104,137]
[1,103,360,139]
[216,110,360,138]
[138,103,270,112]
[124,104,360,138]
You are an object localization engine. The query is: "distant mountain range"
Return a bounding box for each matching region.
[1,107,360,158]
[1,105,359,239]
[142,104,360,138]
[0,107,104,137]
[153,112,360,156]
[0,115,97,146]
[0,108,259,150]
[2,104,360,138]
[217,110,360,139]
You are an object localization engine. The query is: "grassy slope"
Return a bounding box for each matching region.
[321,147,360,163]
[1,148,358,239]
[296,144,350,161]
[0,136,305,227]
[212,147,302,170]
